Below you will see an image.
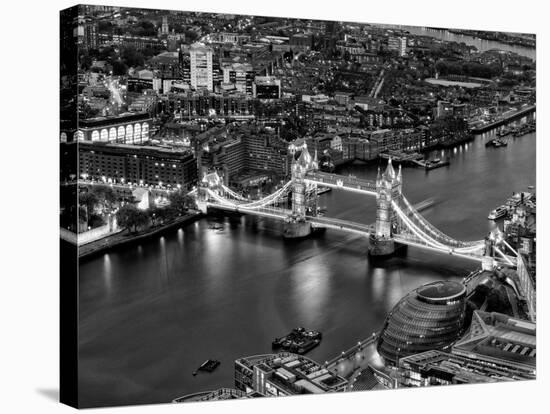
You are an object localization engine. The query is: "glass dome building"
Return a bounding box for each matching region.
[377,281,467,364]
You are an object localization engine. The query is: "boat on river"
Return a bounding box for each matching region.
[272,327,323,354]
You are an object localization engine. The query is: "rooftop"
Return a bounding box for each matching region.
[173,388,252,403]
[79,112,151,128]
[79,141,194,158]
[237,353,347,394]
[416,281,466,303]
[452,311,536,367]
[400,349,536,383]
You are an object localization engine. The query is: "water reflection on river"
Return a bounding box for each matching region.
[78,132,535,407]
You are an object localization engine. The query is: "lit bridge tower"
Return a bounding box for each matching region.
[284,143,318,238]
[368,158,402,256]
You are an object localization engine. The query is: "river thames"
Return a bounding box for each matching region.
[78,128,535,407]
[391,26,536,60]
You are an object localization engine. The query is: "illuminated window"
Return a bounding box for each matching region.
[134,123,141,143]
[74,130,84,141]
[117,126,125,142]
[60,132,67,142]
[91,130,100,141]
[109,128,117,142]
[142,123,149,140]
[126,125,133,143]
[100,129,108,141]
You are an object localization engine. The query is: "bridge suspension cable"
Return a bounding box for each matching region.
[392,200,485,254]
[206,181,292,210]
[398,195,484,248]
[200,173,486,259]
[219,184,249,201]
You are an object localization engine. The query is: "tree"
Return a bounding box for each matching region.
[79,191,99,215]
[148,206,164,226]
[168,190,196,215]
[80,54,93,71]
[121,47,145,68]
[184,30,199,42]
[112,60,128,76]
[90,185,117,212]
[116,204,149,233]
[78,206,88,224]
[98,46,117,62]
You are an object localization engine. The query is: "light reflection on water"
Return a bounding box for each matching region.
[78,132,535,407]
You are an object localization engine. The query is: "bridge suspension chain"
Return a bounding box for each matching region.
[206,181,292,210]
[392,200,485,254]
[219,184,249,201]
[398,195,483,247]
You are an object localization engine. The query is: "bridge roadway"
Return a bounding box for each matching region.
[206,202,488,262]
[308,216,375,236]
[205,203,290,220]
[304,171,377,196]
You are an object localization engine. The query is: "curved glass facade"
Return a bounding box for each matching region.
[377,281,467,364]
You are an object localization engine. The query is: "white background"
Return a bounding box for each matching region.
[0,0,547,412]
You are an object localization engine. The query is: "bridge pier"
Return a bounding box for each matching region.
[283,218,312,239]
[367,234,396,257]
[195,199,208,214]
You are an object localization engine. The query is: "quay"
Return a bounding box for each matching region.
[380,150,449,170]
[77,212,202,260]
[470,105,536,134]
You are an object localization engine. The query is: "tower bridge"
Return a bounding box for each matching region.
[193,143,516,268]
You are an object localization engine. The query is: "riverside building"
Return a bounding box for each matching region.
[235,353,348,396]
[78,141,198,190]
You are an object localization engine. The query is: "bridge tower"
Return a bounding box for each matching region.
[368,159,402,256]
[284,143,317,238]
[481,227,503,270]
[195,171,223,214]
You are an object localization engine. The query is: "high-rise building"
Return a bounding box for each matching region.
[388,36,407,57]
[161,16,169,35]
[83,21,98,50]
[190,43,214,91]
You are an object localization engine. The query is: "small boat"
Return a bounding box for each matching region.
[424,158,450,170]
[498,127,511,137]
[486,138,507,148]
[488,206,507,220]
[272,327,323,354]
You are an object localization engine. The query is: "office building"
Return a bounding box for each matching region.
[161,16,169,35]
[388,36,407,57]
[190,43,214,91]
[253,76,281,99]
[222,63,255,95]
[78,141,198,189]
[235,353,348,396]
[377,281,467,364]
[399,349,535,386]
[452,311,536,367]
